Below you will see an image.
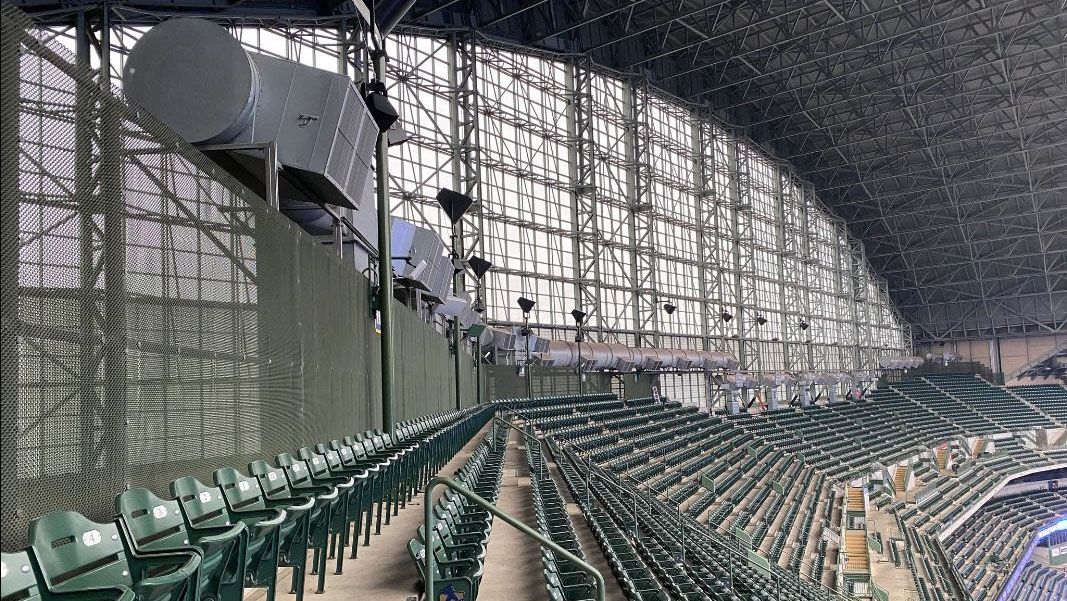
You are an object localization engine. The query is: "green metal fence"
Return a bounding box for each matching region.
[0,4,477,550]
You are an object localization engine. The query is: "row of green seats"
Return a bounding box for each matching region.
[1,407,493,601]
[407,425,508,600]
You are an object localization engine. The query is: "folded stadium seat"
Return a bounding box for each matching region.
[1,551,45,601]
[115,488,247,601]
[213,466,316,599]
[27,511,201,601]
[170,477,285,601]
[303,444,372,570]
[407,428,506,600]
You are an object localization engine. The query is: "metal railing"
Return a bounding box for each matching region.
[491,415,548,480]
[422,476,607,601]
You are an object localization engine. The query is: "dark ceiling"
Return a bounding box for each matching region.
[13,0,1067,342]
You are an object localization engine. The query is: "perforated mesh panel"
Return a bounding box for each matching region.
[0,5,477,550]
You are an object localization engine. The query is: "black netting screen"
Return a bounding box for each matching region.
[0,5,477,550]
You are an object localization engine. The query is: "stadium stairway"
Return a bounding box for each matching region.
[475,425,554,599]
[243,420,500,601]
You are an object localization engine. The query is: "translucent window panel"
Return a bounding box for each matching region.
[387,35,454,238]
[378,34,908,362]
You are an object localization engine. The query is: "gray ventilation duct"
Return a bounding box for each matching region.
[124,18,379,214]
[390,218,451,299]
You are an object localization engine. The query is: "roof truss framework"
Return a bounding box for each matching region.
[400,0,1066,343]
[13,0,1065,344]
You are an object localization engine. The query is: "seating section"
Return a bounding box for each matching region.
[407,425,507,600]
[1013,560,1067,601]
[1011,383,1067,423]
[4,407,493,601]
[510,377,1066,601]
[515,394,849,601]
[945,490,1067,601]
[923,374,1058,431]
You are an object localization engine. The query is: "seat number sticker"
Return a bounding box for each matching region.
[82,530,102,546]
[238,481,251,491]
[152,505,168,519]
[199,491,213,503]
[267,472,278,481]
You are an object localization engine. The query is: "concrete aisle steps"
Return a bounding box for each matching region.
[476,426,552,601]
[244,421,494,601]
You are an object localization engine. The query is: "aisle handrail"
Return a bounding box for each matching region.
[423,476,607,601]
[492,415,547,479]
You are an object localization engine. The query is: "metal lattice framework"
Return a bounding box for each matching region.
[397,0,1066,344]
[12,1,939,406]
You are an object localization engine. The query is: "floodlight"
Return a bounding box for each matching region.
[469,256,492,279]
[517,296,536,315]
[663,302,677,315]
[756,315,768,326]
[571,309,587,325]
[364,80,399,132]
[721,310,733,322]
[436,188,473,224]
[798,320,809,331]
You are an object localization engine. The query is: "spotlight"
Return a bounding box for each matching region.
[663,302,677,315]
[517,296,536,315]
[570,309,587,325]
[756,315,768,326]
[798,320,809,331]
[436,188,473,225]
[468,256,492,280]
[386,122,410,147]
[721,310,733,322]
[364,80,399,132]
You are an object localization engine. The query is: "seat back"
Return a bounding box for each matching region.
[248,460,297,501]
[28,511,133,593]
[1,551,42,601]
[170,477,233,529]
[275,453,316,489]
[115,488,190,552]
[296,448,333,480]
[213,467,269,512]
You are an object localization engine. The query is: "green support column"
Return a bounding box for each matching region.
[373,50,396,436]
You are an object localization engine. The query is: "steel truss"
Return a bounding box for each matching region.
[11,1,915,408]
[396,0,1065,345]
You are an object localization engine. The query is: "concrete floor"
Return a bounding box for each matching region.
[867,506,921,601]
[245,422,494,601]
[476,427,552,600]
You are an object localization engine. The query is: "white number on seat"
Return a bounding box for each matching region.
[238,481,251,491]
[199,491,213,503]
[82,530,102,546]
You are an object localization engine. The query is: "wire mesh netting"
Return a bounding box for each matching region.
[0,4,476,550]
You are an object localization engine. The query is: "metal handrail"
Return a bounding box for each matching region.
[492,415,547,480]
[423,476,607,601]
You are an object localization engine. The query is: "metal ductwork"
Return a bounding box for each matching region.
[124,18,379,213]
[879,355,924,369]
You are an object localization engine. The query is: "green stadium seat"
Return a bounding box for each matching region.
[170,477,284,601]
[27,511,200,601]
[115,488,246,601]
[1,551,44,601]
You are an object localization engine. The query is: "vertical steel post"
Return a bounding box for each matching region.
[98,6,129,477]
[373,50,395,436]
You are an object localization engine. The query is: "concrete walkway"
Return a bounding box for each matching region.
[246,421,494,601]
[476,426,551,600]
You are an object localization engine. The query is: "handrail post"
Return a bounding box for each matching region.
[493,415,545,480]
[423,476,606,601]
